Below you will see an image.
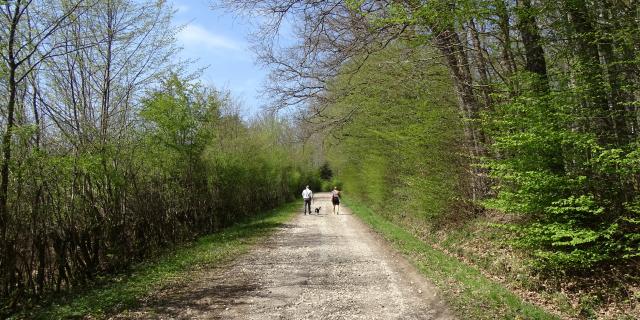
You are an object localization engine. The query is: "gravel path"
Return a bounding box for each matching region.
[115,193,454,319]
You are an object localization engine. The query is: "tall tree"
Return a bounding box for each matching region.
[515,0,548,90]
[0,0,87,296]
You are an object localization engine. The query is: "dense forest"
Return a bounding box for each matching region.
[0,0,319,314]
[220,0,640,317]
[222,0,640,268]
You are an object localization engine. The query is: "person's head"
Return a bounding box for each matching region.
[333,186,337,190]
[306,185,310,189]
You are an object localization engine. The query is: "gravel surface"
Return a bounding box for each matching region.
[114,193,454,319]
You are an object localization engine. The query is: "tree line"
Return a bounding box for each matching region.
[0,0,318,313]
[219,0,640,273]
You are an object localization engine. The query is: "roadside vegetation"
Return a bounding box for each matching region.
[346,197,558,320]
[22,201,300,319]
[0,1,318,316]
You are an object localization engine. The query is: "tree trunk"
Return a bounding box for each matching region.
[495,0,517,77]
[468,19,493,108]
[1,1,23,294]
[595,2,632,145]
[516,0,549,91]
[432,26,488,200]
[565,0,625,145]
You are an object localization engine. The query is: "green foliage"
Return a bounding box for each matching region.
[485,73,640,271]
[323,44,466,226]
[346,197,558,320]
[140,74,219,155]
[1,73,319,316]
[320,177,342,192]
[341,0,640,279]
[319,162,333,180]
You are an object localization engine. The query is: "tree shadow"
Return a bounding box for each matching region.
[139,282,260,319]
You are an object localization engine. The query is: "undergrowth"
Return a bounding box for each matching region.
[16,201,300,320]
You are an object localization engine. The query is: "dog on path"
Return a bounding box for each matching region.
[314,207,321,214]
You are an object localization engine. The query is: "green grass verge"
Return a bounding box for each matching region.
[344,197,559,320]
[20,201,301,320]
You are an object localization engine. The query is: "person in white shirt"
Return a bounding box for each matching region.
[302,185,313,215]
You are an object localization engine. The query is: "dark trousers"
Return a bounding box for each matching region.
[304,198,312,213]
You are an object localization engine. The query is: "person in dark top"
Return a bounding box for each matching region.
[331,186,340,215]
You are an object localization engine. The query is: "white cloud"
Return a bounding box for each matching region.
[177,24,242,51]
[175,4,190,14]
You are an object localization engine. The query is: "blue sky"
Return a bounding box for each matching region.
[171,0,268,117]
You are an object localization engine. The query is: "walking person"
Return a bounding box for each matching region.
[302,185,313,215]
[331,186,341,215]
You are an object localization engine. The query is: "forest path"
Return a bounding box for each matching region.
[113,193,454,319]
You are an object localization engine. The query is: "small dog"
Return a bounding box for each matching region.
[314,207,321,214]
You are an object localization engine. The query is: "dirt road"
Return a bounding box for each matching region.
[116,193,454,319]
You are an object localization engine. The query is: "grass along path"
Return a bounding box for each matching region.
[23,201,301,320]
[344,196,559,320]
[108,192,454,319]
